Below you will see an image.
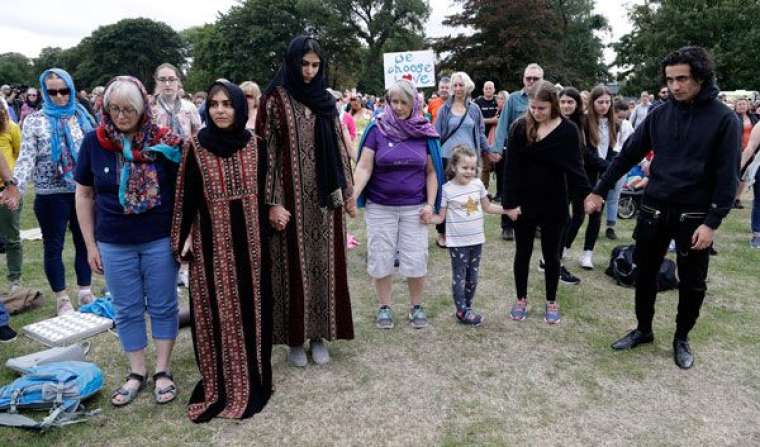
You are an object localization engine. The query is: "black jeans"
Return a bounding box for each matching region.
[513,217,564,301]
[583,203,603,251]
[632,202,710,340]
[562,196,585,250]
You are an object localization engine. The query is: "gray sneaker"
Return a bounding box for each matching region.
[409,305,428,329]
[510,299,528,321]
[309,339,330,365]
[287,345,307,367]
[376,306,394,329]
[751,236,760,249]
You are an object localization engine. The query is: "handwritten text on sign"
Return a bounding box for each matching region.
[383,50,436,89]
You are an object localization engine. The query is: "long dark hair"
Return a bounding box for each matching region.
[585,85,618,149]
[524,80,561,144]
[559,87,586,147]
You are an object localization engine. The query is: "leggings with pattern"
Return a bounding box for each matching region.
[448,244,483,311]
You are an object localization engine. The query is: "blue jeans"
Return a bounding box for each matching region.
[0,301,8,327]
[752,170,760,233]
[98,237,179,352]
[605,176,626,226]
[34,193,91,292]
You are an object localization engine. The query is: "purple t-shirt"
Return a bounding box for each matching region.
[363,126,428,206]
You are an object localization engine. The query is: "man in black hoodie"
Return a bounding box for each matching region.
[584,46,739,369]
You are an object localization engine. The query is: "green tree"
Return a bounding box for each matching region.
[435,0,607,92]
[188,0,360,91]
[72,18,187,91]
[614,0,760,95]
[328,0,431,93]
[0,53,34,86]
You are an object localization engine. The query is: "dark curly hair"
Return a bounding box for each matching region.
[660,46,715,85]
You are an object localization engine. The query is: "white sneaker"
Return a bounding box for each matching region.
[580,250,594,270]
[561,247,569,260]
[56,296,75,315]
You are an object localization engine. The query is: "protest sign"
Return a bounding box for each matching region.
[383,50,436,89]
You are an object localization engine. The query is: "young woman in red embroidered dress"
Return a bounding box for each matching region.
[172,80,272,422]
[258,36,355,367]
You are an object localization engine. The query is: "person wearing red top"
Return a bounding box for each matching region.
[428,76,450,123]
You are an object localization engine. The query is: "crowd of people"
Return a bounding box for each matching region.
[0,40,750,423]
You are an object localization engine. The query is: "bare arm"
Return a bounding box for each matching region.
[351,148,375,201]
[75,183,103,273]
[741,121,760,169]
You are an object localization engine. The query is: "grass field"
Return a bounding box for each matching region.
[0,190,759,446]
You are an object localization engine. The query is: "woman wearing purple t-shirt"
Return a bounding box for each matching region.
[353,79,444,330]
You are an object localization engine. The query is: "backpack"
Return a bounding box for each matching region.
[0,287,43,315]
[605,244,679,292]
[0,361,103,431]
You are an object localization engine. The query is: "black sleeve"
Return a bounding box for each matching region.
[593,114,652,196]
[502,120,524,209]
[704,113,741,229]
[563,126,592,201]
[172,144,203,258]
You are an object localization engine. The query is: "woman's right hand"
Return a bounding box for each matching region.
[269,205,291,231]
[87,245,104,274]
[505,207,521,222]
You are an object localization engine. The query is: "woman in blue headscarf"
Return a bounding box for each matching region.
[2,68,96,315]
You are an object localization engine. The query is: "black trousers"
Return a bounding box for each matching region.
[513,216,564,301]
[583,204,603,251]
[632,202,710,340]
[562,196,585,250]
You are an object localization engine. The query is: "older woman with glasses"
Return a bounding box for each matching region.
[152,63,201,141]
[75,76,183,407]
[19,87,41,128]
[3,68,96,314]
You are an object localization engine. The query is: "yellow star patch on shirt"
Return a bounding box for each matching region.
[463,196,479,216]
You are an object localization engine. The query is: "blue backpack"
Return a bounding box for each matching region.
[0,361,104,431]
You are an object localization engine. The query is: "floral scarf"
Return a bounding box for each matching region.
[96,76,182,214]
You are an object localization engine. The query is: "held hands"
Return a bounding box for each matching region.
[691,224,715,251]
[584,193,604,215]
[0,185,20,211]
[504,207,521,222]
[180,236,193,260]
[419,204,434,224]
[345,196,357,218]
[269,205,291,232]
[486,152,502,163]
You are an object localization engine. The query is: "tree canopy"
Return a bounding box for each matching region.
[0,53,35,86]
[435,0,608,92]
[614,0,760,95]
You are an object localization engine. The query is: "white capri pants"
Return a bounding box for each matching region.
[365,201,429,278]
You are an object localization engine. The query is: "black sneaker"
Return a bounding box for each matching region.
[0,325,17,343]
[605,227,618,240]
[559,266,581,285]
[538,258,545,272]
[501,228,514,241]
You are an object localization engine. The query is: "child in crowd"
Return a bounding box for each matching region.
[430,145,507,325]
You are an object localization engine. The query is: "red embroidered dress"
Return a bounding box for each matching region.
[171,136,272,422]
[260,87,354,346]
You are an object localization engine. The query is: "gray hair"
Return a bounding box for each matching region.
[104,80,145,116]
[497,90,509,101]
[387,79,416,107]
[92,86,105,96]
[524,63,544,76]
[450,71,475,98]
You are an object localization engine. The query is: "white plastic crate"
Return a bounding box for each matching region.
[22,312,114,347]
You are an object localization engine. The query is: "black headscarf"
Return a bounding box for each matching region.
[265,36,346,208]
[198,80,252,158]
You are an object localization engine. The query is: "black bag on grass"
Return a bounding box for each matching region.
[605,244,678,291]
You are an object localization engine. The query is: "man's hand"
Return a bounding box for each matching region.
[691,224,715,251]
[584,193,604,214]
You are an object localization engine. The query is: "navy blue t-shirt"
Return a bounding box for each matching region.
[74,131,178,244]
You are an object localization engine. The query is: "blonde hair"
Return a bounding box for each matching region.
[450,72,475,98]
[445,145,479,180]
[239,81,261,103]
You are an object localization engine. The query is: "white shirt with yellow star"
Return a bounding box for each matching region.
[442,179,488,247]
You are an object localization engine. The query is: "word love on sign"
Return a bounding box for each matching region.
[383,50,436,89]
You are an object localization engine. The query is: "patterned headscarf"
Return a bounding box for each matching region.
[39,68,96,187]
[96,76,182,214]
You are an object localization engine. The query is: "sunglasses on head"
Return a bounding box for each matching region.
[47,88,71,97]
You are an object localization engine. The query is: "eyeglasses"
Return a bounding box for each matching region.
[108,105,138,118]
[156,77,179,84]
[47,88,71,97]
[524,76,541,82]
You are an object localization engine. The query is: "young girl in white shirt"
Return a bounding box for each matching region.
[430,145,507,325]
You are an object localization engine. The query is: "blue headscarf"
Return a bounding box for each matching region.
[39,68,95,185]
